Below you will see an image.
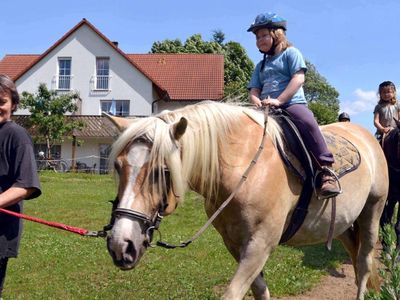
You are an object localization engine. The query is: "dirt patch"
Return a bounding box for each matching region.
[274,262,357,300]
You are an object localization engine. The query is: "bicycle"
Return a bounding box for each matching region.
[36,152,68,173]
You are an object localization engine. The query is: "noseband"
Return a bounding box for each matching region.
[113,206,164,245]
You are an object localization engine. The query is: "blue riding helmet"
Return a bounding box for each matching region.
[247,12,287,33]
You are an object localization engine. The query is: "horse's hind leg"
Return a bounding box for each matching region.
[355,196,385,299]
[337,223,360,285]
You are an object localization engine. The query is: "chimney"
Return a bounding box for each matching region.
[112,41,119,48]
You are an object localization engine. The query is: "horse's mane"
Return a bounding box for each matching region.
[109,101,283,201]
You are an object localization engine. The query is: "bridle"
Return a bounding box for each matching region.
[104,161,172,247]
[111,204,165,247]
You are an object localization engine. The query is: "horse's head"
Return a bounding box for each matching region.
[105,115,188,270]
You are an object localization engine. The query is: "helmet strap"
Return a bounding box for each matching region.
[260,53,267,70]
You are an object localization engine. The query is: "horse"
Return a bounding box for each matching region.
[380,119,400,247]
[105,102,388,300]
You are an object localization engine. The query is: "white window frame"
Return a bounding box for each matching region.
[57,57,72,90]
[100,99,130,117]
[95,57,110,90]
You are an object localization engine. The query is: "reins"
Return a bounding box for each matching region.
[155,106,270,249]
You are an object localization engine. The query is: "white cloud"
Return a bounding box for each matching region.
[340,88,377,115]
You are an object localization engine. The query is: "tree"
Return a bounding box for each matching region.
[151,31,254,101]
[304,61,340,124]
[20,84,84,158]
[151,33,340,123]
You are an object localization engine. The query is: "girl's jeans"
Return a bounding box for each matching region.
[285,104,334,166]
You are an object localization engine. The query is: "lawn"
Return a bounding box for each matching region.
[4,172,348,299]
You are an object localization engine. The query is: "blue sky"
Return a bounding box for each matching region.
[1,0,399,134]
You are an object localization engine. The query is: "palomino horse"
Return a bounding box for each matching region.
[105,102,388,300]
[380,119,400,247]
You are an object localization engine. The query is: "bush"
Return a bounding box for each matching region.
[365,224,400,299]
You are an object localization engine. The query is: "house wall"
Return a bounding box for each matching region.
[155,100,200,112]
[61,137,114,172]
[15,24,156,116]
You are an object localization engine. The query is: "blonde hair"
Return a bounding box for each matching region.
[270,28,292,54]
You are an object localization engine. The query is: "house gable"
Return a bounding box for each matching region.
[0,18,224,115]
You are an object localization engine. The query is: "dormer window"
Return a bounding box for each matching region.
[57,58,72,90]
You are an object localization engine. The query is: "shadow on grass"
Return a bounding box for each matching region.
[299,240,350,271]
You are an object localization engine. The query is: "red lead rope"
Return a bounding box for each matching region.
[0,208,98,236]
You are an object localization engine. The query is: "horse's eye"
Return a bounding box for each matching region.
[114,161,121,173]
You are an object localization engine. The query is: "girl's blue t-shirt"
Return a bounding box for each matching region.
[248,47,307,107]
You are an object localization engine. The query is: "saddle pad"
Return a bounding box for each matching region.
[324,131,361,177]
[284,130,361,180]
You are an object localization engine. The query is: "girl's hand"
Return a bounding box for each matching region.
[383,126,393,134]
[251,98,263,108]
[262,97,281,107]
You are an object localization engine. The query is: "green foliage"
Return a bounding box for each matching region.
[304,61,340,124]
[151,32,254,101]
[4,173,350,299]
[20,84,83,158]
[365,225,400,300]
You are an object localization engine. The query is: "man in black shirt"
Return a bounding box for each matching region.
[0,75,41,298]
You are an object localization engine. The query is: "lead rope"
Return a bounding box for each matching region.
[0,208,106,237]
[156,106,270,249]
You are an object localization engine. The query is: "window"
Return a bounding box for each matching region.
[58,58,71,90]
[96,57,110,90]
[101,100,130,117]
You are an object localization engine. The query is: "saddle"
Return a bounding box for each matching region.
[269,110,361,246]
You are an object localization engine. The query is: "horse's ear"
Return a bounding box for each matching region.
[102,112,134,131]
[172,117,188,140]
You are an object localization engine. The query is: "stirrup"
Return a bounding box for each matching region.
[313,166,342,199]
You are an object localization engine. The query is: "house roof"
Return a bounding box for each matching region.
[12,115,121,138]
[0,54,40,80]
[128,54,224,100]
[0,19,224,101]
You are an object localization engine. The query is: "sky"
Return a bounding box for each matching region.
[1,0,399,134]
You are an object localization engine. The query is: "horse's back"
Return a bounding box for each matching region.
[323,122,388,191]
[286,122,388,245]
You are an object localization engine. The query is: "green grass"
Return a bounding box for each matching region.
[4,172,348,299]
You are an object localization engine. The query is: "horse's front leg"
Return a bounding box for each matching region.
[251,272,270,300]
[221,232,277,300]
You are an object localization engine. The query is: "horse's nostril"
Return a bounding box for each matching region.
[126,239,134,255]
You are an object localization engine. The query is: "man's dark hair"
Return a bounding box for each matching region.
[0,74,20,112]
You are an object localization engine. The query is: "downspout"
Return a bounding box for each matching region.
[151,92,169,114]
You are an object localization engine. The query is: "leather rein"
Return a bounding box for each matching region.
[103,107,269,249]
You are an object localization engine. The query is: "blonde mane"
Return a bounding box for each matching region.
[109,101,283,201]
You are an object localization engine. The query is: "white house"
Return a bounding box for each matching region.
[0,19,224,173]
